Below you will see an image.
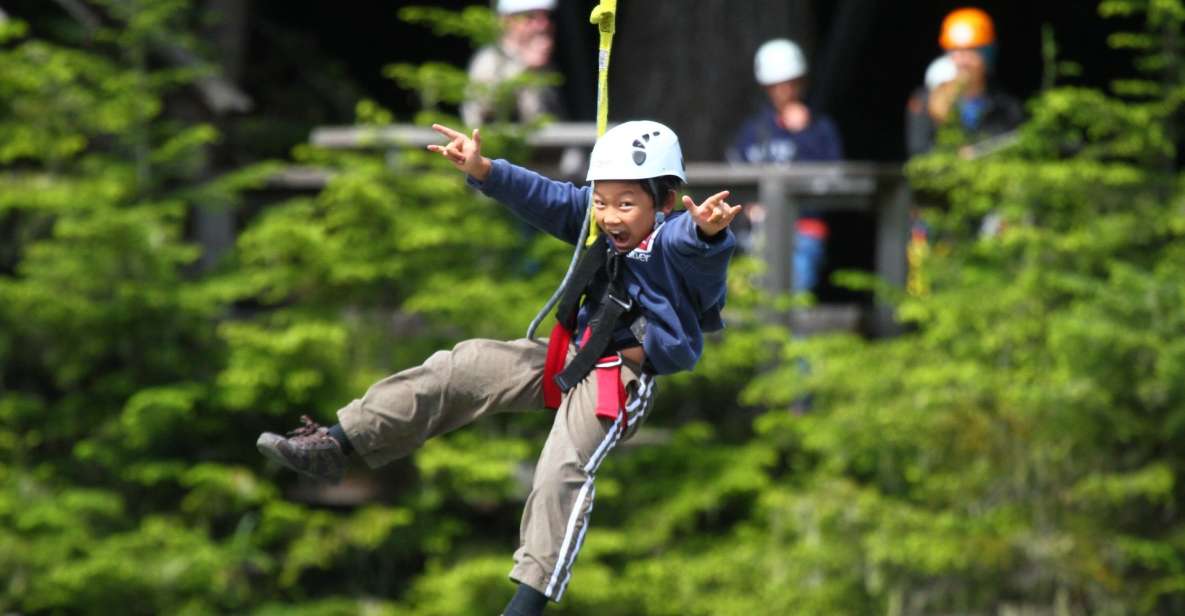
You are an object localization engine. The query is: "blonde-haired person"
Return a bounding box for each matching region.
[462,0,566,127]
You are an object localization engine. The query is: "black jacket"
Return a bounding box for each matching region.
[905,86,1024,157]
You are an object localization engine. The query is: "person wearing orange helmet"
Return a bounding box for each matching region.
[905,7,1023,156]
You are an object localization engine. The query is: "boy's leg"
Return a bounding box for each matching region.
[259,338,547,476]
[502,583,549,616]
[509,362,657,602]
[340,337,547,468]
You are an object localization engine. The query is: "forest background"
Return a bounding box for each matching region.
[2,0,1185,614]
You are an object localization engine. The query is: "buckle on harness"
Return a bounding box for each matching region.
[595,354,623,368]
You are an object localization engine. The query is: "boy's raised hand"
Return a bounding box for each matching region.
[427,123,491,181]
[683,190,741,237]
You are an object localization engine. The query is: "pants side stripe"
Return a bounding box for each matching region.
[544,419,621,598]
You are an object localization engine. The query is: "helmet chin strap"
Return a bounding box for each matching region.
[654,211,666,226]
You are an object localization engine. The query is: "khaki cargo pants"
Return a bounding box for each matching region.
[336,337,657,601]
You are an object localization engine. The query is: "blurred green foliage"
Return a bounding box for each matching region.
[3,1,1185,615]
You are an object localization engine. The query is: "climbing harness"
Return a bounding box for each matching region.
[541,234,632,393]
[524,0,636,422]
[540,234,634,429]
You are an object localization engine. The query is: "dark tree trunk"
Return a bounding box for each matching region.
[608,0,816,160]
[195,0,251,271]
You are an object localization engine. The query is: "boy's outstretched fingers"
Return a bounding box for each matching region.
[427,123,480,167]
[430,122,464,141]
[426,123,490,179]
[427,143,460,164]
[683,190,742,235]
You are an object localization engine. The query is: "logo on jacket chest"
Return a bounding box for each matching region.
[747,138,797,163]
[626,222,664,263]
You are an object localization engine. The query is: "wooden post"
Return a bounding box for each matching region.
[873,176,911,336]
[759,172,796,305]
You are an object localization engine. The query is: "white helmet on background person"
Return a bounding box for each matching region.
[586,120,686,182]
[495,0,556,14]
[754,38,807,86]
[924,55,957,91]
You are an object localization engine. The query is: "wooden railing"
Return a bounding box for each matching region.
[311,122,602,150]
[272,123,912,335]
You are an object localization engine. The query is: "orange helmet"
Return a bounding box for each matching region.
[939,7,996,50]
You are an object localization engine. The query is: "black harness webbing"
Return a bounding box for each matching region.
[552,237,634,392]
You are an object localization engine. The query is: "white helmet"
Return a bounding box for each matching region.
[496,0,555,14]
[754,38,807,86]
[586,120,686,182]
[924,55,957,91]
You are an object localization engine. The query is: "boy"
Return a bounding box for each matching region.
[257,120,739,615]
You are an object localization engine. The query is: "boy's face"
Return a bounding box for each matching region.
[593,180,673,253]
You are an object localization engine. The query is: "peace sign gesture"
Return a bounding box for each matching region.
[427,123,492,181]
[682,190,741,237]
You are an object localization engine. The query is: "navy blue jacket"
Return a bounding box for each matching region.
[728,105,844,163]
[468,159,735,375]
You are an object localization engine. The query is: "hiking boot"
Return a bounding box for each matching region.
[256,415,346,483]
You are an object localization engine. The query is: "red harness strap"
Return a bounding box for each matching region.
[542,322,572,410]
[593,356,629,432]
[543,323,629,428]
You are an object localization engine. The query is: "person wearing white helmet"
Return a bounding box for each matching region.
[905,55,958,156]
[728,37,843,294]
[461,0,565,127]
[730,38,843,164]
[257,119,738,616]
[924,54,958,92]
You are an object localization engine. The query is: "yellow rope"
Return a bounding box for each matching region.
[524,0,620,338]
[585,0,617,246]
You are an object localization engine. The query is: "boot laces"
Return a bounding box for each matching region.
[287,414,325,439]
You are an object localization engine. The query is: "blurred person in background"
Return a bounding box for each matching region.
[902,55,954,296]
[905,54,957,156]
[727,38,843,294]
[906,7,1024,157]
[462,0,566,128]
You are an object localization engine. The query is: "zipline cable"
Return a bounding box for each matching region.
[525,0,617,339]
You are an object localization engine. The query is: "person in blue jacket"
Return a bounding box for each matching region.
[728,38,844,293]
[256,120,738,615]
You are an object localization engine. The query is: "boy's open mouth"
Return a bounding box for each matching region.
[605,228,631,250]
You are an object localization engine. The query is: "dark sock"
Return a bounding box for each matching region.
[503,583,548,616]
[327,423,354,456]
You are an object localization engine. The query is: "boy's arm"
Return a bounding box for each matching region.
[661,191,740,312]
[467,159,587,244]
[428,123,586,244]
